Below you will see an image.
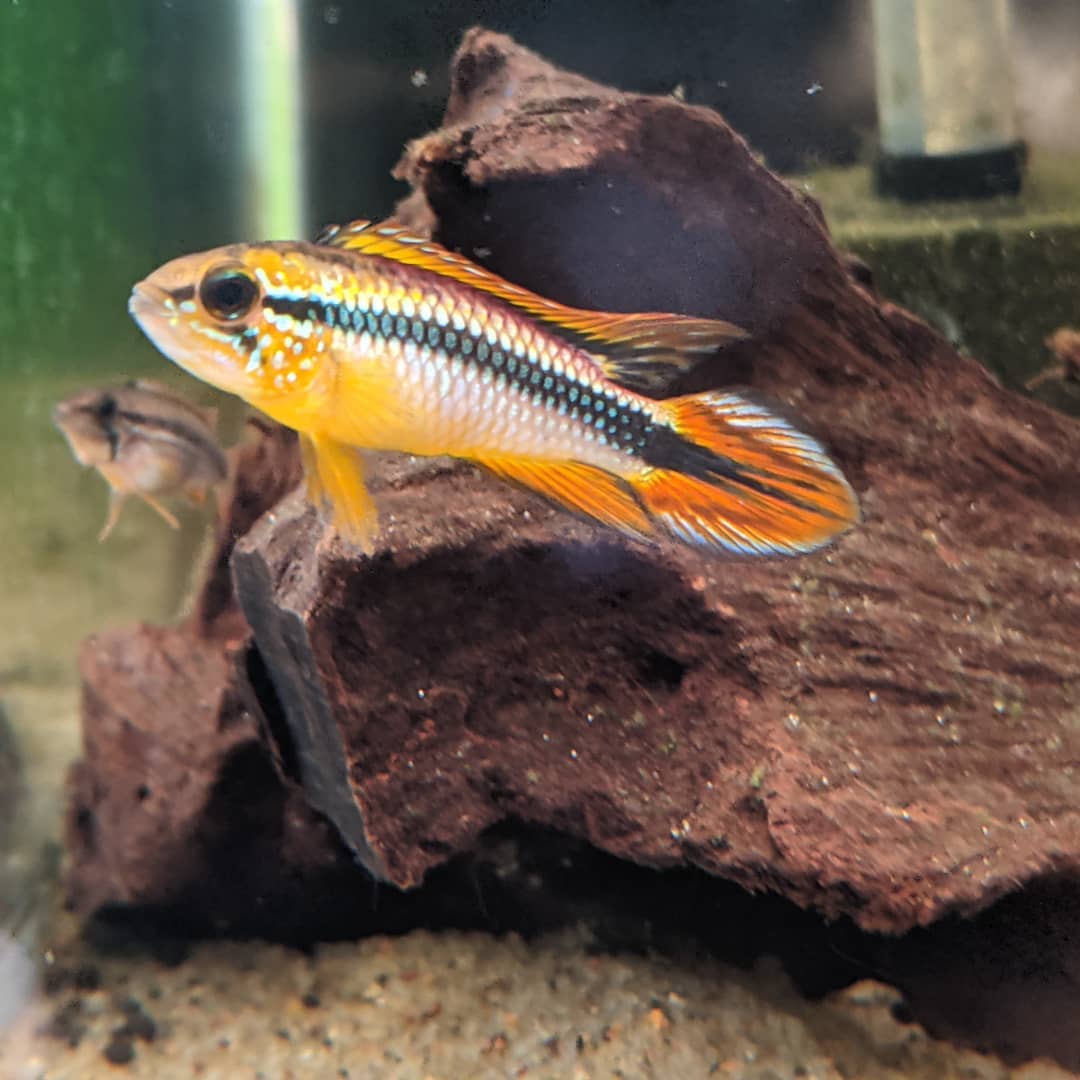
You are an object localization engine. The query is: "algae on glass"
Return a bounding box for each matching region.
[796,153,1080,401]
[0,0,213,917]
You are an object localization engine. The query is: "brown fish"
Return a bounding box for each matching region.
[53,380,228,540]
[1026,327,1080,392]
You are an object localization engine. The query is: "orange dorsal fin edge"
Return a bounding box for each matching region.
[317,219,747,393]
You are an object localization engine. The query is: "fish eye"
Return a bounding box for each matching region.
[199,264,259,321]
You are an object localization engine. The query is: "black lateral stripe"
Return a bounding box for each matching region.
[643,425,745,483]
[265,295,330,322]
[642,425,826,507]
[261,292,656,454]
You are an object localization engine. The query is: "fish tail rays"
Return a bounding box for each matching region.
[471,387,858,558]
[629,390,860,557]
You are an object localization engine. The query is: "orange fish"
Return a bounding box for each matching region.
[128,219,858,556]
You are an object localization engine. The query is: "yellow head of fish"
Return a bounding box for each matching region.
[129,243,341,429]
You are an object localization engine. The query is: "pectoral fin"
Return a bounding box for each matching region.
[136,491,181,530]
[98,488,179,540]
[300,433,379,553]
[98,491,127,542]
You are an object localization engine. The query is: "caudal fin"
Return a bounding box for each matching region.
[630,390,859,556]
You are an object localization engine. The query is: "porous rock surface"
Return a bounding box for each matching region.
[233,29,1080,932]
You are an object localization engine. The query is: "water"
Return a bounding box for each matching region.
[0,2,183,962]
[2,1,1079,1075]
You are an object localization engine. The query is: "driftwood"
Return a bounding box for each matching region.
[228,30,1080,933]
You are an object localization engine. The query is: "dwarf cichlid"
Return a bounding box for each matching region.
[128,219,859,556]
[53,380,227,540]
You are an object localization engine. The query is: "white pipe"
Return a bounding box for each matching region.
[872,0,1019,157]
[237,0,307,239]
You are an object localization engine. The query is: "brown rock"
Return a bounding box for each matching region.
[394,34,833,342]
[64,421,377,941]
[64,622,366,934]
[193,417,303,633]
[228,29,1080,935]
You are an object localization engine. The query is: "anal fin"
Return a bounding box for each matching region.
[479,457,656,543]
[300,433,379,553]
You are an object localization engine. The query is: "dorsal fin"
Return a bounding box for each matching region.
[316,219,747,393]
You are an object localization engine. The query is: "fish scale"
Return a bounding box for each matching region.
[265,271,655,465]
[129,218,860,557]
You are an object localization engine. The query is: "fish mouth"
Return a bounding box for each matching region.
[128,275,256,398]
[128,279,204,381]
[128,280,171,320]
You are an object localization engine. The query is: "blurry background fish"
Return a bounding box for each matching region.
[1031,327,1080,388]
[1025,327,1080,413]
[52,381,228,541]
